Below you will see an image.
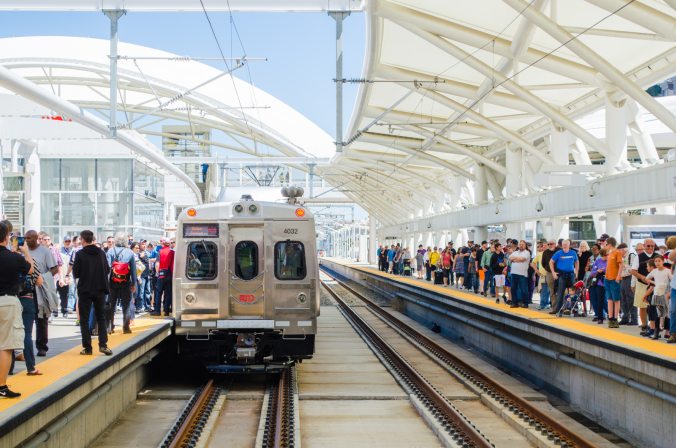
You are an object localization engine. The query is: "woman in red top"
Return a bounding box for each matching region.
[442,248,453,287]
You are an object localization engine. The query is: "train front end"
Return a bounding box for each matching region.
[172,196,319,373]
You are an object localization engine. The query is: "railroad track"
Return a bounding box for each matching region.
[261,367,297,448]
[320,271,599,448]
[159,370,296,448]
[160,379,222,448]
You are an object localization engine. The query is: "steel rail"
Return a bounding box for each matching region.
[263,368,296,448]
[321,279,493,448]
[164,379,218,448]
[322,271,599,448]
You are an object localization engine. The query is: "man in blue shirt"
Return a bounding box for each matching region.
[548,239,579,315]
[387,245,396,274]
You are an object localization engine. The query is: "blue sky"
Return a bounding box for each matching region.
[1,10,365,139]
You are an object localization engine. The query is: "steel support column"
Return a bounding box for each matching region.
[605,211,622,241]
[24,148,40,230]
[104,9,125,137]
[329,11,350,153]
[605,98,630,174]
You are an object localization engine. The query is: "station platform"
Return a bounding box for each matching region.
[320,257,676,447]
[0,314,172,448]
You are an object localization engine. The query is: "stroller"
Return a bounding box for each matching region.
[558,280,588,317]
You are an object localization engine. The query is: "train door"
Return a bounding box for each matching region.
[228,225,265,318]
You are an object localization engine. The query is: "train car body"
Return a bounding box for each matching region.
[172,196,319,372]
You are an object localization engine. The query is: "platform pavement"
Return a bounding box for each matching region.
[323,258,676,361]
[8,310,161,376]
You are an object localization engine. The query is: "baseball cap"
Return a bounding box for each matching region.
[599,233,609,241]
[63,235,72,241]
[161,237,170,245]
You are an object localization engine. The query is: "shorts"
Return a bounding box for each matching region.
[494,274,505,287]
[605,279,621,301]
[633,282,649,308]
[653,295,668,318]
[0,295,25,350]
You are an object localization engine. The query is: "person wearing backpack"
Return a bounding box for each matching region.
[105,233,137,334]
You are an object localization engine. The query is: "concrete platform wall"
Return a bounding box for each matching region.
[1,325,170,448]
[320,259,676,448]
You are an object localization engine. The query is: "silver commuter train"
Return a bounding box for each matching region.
[172,192,319,372]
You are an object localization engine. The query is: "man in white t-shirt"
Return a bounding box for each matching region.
[509,240,531,309]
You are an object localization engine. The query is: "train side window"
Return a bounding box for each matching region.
[186,241,218,280]
[235,241,258,280]
[274,241,306,280]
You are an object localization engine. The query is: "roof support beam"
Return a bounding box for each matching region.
[384,19,609,157]
[358,132,477,180]
[375,0,600,85]
[0,64,202,203]
[374,64,537,114]
[584,0,676,40]
[504,0,676,134]
[419,87,554,165]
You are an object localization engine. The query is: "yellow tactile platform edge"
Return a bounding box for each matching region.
[0,318,169,412]
[338,262,676,360]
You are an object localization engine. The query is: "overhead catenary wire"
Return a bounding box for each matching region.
[198,0,258,150]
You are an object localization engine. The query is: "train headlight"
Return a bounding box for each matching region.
[233,204,244,213]
[297,292,307,304]
[248,204,258,213]
[185,293,196,304]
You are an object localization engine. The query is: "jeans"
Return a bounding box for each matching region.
[589,285,606,319]
[139,276,152,310]
[78,292,108,350]
[68,282,77,310]
[483,268,492,293]
[109,286,133,331]
[35,313,48,353]
[425,263,432,281]
[155,277,173,314]
[668,288,676,335]
[19,297,36,372]
[619,276,637,323]
[539,281,550,308]
[465,274,479,293]
[57,284,70,313]
[511,274,528,306]
[554,271,576,313]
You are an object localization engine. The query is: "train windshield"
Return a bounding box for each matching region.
[235,241,259,280]
[186,241,217,280]
[274,241,306,280]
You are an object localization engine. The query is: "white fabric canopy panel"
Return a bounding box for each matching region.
[327,0,676,225]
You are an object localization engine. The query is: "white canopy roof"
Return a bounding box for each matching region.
[326,0,676,225]
[0,36,335,160]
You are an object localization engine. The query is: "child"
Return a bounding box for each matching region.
[646,257,673,340]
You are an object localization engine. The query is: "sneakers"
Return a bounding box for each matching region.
[123,328,132,334]
[80,348,93,355]
[667,335,676,344]
[608,320,620,328]
[0,386,21,399]
[99,346,113,356]
[36,350,47,357]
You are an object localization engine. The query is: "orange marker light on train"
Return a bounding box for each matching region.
[295,208,305,217]
[187,208,197,217]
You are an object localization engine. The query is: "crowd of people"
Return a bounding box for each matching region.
[377,233,676,342]
[0,219,175,399]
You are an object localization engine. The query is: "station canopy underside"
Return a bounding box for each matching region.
[326,0,676,226]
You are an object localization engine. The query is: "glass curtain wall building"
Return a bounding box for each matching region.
[40,158,164,242]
